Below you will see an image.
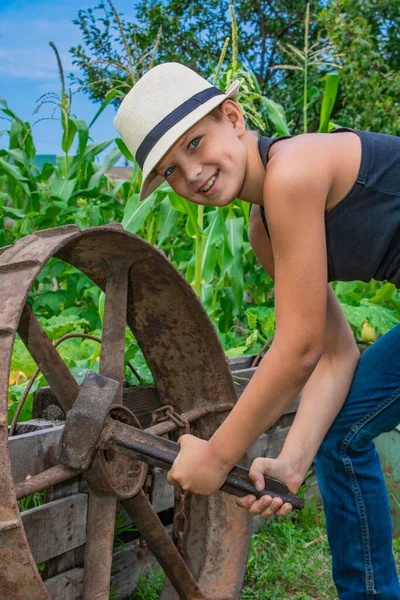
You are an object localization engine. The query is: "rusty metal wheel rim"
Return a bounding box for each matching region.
[0,224,252,600]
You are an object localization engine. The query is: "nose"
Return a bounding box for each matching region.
[182,162,202,185]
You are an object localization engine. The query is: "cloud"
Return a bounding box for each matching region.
[0,48,78,80]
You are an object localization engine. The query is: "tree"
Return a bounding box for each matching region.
[318,0,400,134]
[69,0,323,110]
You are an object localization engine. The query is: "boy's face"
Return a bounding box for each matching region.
[154,101,247,206]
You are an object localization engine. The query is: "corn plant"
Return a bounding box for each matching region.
[270,2,342,133]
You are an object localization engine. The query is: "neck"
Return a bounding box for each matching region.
[237,132,265,205]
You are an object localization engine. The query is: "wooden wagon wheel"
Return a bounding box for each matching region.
[0,224,253,600]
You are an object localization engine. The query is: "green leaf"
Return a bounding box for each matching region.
[50,177,77,202]
[202,243,218,283]
[225,216,244,311]
[0,157,29,182]
[62,118,78,154]
[168,191,189,214]
[225,346,247,358]
[158,196,179,246]
[261,98,290,136]
[217,239,234,279]
[89,89,123,128]
[115,138,134,162]
[81,140,113,164]
[86,147,121,191]
[122,193,155,233]
[200,210,224,282]
[341,301,398,334]
[74,119,90,157]
[369,282,397,304]
[318,73,340,133]
[0,206,26,219]
[185,203,201,237]
[98,292,105,323]
[38,162,55,182]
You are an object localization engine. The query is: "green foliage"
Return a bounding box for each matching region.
[317,0,400,134]
[332,280,400,341]
[18,492,45,513]
[69,0,320,114]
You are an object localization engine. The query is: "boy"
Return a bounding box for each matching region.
[115,62,400,599]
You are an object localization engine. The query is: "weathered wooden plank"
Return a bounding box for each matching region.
[45,478,80,579]
[21,493,87,564]
[9,425,64,484]
[44,567,83,600]
[229,355,256,371]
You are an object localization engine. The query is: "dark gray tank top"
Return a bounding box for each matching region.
[258,128,400,287]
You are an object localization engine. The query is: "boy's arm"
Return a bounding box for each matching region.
[208,151,356,472]
[278,284,360,486]
[247,205,360,489]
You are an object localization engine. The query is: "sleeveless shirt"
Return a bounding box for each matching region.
[258,128,400,287]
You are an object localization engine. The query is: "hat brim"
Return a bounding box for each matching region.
[139,80,240,201]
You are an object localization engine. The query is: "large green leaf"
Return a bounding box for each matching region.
[261,98,290,136]
[341,301,399,334]
[86,147,121,191]
[51,177,77,202]
[225,216,245,311]
[74,119,90,158]
[62,118,78,154]
[201,243,218,283]
[217,238,234,279]
[0,157,29,182]
[185,203,201,237]
[158,196,180,246]
[0,206,26,219]
[115,138,134,163]
[122,193,155,233]
[168,191,189,214]
[38,162,55,183]
[82,140,114,164]
[89,89,124,128]
[318,73,340,133]
[200,210,224,282]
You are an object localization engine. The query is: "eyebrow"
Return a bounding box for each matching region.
[156,131,193,174]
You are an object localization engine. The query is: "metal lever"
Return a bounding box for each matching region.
[111,423,304,510]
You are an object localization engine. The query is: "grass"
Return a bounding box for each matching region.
[124,500,400,600]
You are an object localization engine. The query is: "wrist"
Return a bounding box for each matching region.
[276,450,310,491]
[206,437,236,473]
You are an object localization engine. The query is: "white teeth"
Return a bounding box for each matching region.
[201,172,218,192]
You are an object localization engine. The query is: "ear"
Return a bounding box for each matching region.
[221,100,246,136]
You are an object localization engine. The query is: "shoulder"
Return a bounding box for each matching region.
[262,135,334,222]
[268,134,335,182]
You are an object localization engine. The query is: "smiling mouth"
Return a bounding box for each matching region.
[199,170,219,194]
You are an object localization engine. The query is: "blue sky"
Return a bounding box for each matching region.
[0,0,135,155]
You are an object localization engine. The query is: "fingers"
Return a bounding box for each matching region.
[236,494,293,520]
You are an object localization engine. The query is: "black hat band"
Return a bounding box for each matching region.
[135,86,224,170]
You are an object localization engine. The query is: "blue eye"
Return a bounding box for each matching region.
[165,166,175,177]
[188,137,200,149]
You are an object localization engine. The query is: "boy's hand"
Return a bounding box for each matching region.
[236,456,301,520]
[167,434,231,495]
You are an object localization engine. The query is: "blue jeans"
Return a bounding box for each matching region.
[314,323,400,600]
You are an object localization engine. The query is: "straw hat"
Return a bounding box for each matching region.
[113,62,239,200]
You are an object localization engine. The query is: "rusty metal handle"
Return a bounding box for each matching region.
[112,426,304,510]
